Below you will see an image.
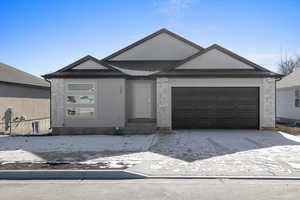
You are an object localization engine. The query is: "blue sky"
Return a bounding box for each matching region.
[0,0,299,77]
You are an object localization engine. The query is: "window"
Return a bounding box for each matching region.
[67,95,94,104]
[67,83,95,92]
[65,82,96,118]
[296,89,300,107]
[66,108,95,117]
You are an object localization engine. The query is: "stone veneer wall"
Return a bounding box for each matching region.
[156,78,171,131]
[50,79,65,127]
[262,78,276,128]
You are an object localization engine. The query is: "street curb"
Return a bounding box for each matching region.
[146,176,300,180]
[0,170,300,180]
[0,170,145,180]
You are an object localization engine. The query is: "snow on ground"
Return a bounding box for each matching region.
[0,134,157,152]
[0,134,157,166]
[1,130,300,176]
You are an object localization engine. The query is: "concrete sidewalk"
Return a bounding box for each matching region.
[0,179,299,200]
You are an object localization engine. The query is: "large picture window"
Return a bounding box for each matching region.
[295,89,300,108]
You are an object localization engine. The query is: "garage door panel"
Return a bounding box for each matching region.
[172,87,259,129]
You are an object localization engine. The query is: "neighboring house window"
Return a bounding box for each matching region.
[65,83,96,118]
[296,89,300,108]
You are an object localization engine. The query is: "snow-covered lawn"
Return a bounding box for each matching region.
[0,134,157,167]
[1,130,300,176]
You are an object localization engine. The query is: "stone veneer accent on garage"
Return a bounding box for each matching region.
[51,79,65,128]
[156,78,170,130]
[156,77,277,130]
[262,78,276,128]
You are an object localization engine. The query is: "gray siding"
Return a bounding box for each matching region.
[51,78,126,128]
[0,82,50,120]
[177,49,254,69]
[110,33,199,61]
[0,82,50,134]
[277,87,300,120]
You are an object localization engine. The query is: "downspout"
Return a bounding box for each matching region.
[44,78,52,130]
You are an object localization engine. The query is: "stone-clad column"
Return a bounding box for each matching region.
[262,78,276,128]
[156,78,171,132]
[50,79,65,128]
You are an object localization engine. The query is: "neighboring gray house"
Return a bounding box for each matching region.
[277,68,300,123]
[44,28,281,135]
[0,63,50,134]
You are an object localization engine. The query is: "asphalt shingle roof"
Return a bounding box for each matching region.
[0,62,49,88]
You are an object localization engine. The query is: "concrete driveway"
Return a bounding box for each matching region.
[128,130,300,176]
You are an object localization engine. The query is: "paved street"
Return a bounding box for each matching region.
[0,179,299,200]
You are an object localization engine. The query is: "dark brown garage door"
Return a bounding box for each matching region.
[172,87,259,129]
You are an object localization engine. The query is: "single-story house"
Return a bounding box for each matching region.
[277,68,300,123]
[0,62,50,134]
[43,28,281,135]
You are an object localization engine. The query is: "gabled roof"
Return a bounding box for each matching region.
[43,29,281,79]
[168,44,273,72]
[55,55,118,72]
[277,68,300,89]
[102,28,204,61]
[0,62,49,88]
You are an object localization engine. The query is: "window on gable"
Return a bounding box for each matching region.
[295,89,300,107]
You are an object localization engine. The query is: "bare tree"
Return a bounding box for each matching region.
[278,55,300,76]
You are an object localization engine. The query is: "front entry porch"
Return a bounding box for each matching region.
[125,79,157,134]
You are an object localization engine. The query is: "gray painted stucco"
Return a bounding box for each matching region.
[277,87,300,121]
[110,33,199,61]
[177,49,254,69]
[156,77,276,129]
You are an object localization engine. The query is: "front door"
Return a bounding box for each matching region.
[128,80,155,119]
